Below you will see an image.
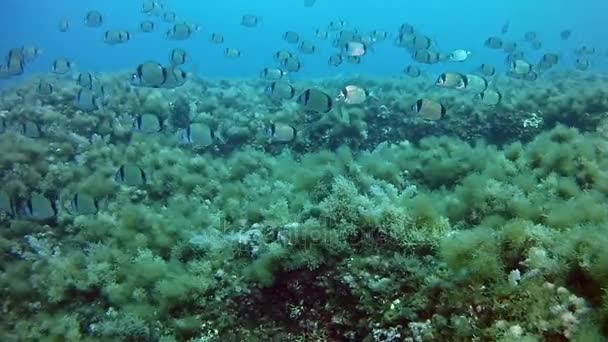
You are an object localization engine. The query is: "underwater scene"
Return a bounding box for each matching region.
[2,0,608,341]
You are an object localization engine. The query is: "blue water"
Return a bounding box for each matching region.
[3,2,608,340]
[1,0,607,82]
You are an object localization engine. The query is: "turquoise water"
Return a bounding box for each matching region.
[1,0,607,80]
[3,1,608,341]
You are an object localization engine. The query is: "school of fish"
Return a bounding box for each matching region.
[0,0,604,221]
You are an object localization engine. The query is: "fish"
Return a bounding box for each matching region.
[6,52,25,76]
[435,72,465,88]
[2,49,24,77]
[404,65,421,78]
[358,34,374,47]
[315,29,329,39]
[297,89,333,113]
[336,85,369,105]
[77,72,94,88]
[523,71,538,81]
[37,80,54,95]
[395,34,413,47]
[399,23,415,35]
[68,193,99,215]
[511,59,532,75]
[104,30,131,45]
[133,113,162,133]
[344,41,367,57]
[170,48,188,66]
[328,54,342,67]
[20,193,56,221]
[476,89,502,106]
[394,34,414,50]
[281,56,301,72]
[224,48,241,58]
[139,21,155,33]
[524,31,537,42]
[160,67,187,88]
[540,53,559,66]
[336,30,358,45]
[85,10,103,27]
[461,74,488,93]
[328,20,346,31]
[304,0,316,7]
[411,99,446,121]
[59,18,70,32]
[396,34,415,48]
[179,123,216,147]
[51,58,73,74]
[260,67,286,81]
[410,35,432,50]
[267,123,296,143]
[484,36,503,49]
[141,0,158,13]
[531,40,542,50]
[0,190,14,216]
[283,31,300,44]
[266,81,296,100]
[448,49,471,62]
[346,56,361,64]
[370,30,389,42]
[21,46,42,62]
[210,33,225,44]
[241,14,261,27]
[299,41,316,54]
[274,50,293,62]
[74,88,102,111]
[130,61,167,87]
[115,164,147,186]
[575,58,590,71]
[536,61,552,72]
[162,11,177,23]
[560,29,571,40]
[478,63,496,77]
[501,21,509,34]
[7,47,24,62]
[502,41,517,53]
[414,49,440,64]
[506,51,525,64]
[90,79,106,97]
[574,46,596,56]
[165,23,197,40]
[20,121,42,138]
[331,37,350,49]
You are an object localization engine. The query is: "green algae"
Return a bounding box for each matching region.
[1,73,608,340]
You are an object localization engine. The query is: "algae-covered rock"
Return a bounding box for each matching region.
[2,71,608,341]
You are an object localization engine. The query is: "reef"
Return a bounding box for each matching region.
[1,71,608,341]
